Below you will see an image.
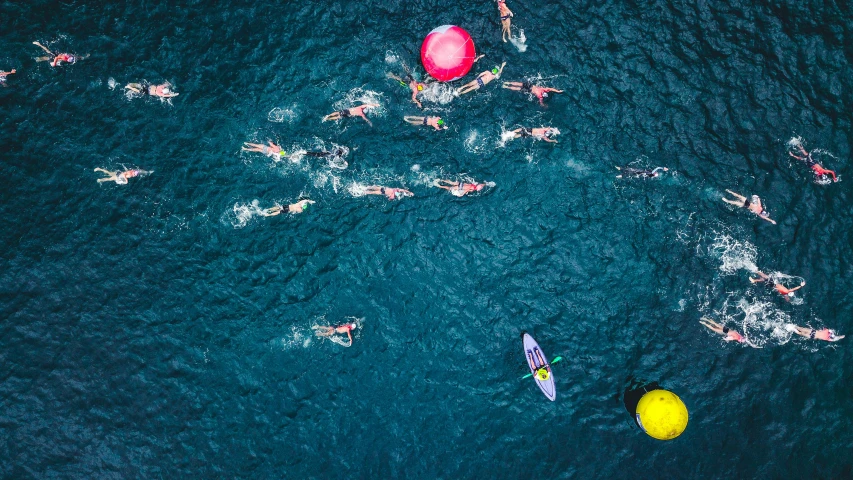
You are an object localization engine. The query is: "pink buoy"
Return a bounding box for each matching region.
[420,25,476,82]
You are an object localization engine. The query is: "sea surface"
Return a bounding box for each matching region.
[1,0,852,478]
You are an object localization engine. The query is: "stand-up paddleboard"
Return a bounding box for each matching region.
[522,332,556,401]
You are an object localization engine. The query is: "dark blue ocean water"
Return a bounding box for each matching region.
[2,0,852,477]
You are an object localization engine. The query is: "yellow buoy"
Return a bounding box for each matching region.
[635,389,688,440]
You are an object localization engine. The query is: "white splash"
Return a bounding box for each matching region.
[509,29,528,52]
[224,199,265,229]
[710,234,758,274]
[107,77,116,90]
[268,106,298,124]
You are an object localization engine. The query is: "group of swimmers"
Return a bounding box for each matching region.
[698,141,843,344]
[13,15,842,350]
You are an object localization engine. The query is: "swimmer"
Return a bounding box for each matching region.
[363,186,413,200]
[507,127,560,143]
[615,166,668,178]
[303,147,348,158]
[721,190,777,224]
[387,71,427,108]
[261,199,315,216]
[322,103,379,126]
[789,144,837,182]
[125,81,179,99]
[456,62,506,96]
[502,81,564,106]
[94,167,150,185]
[497,0,514,42]
[33,42,82,67]
[785,324,845,342]
[313,322,358,347]
[0,69,16,86]
[403,116,448,131]
[749,270,805,298]
[242,140,285,159]
[699,317,746,343]
[433,179,489,197]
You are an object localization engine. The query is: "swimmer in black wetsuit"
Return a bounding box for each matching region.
[615,166,668,178]
[502,81,564,106]
[456,62,506,96]
[721,190,777,224]
[322,103,379,126]
[303,147,348,159]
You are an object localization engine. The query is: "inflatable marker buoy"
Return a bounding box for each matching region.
[420,25,476,82]
[635,389,688,440]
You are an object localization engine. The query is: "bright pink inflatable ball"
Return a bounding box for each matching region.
[420,25,476,82]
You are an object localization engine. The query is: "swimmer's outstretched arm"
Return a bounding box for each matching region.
[33,41,53,55]
[759,214,777,225]
[542,136,558,144]
[785,282,806,293]
[749,270,770,283]
[473,54,485,63]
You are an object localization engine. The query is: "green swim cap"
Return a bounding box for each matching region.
[302,202,309,211]
[437,119,445,126]
[492,67,499,74]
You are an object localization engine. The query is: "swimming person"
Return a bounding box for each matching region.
[497,0,513,42]
[94,167,150,185]
[125,81,179,99]
[456,62,506,96]
[699,317,746,343]
[33,41,80,67]
[785,324,845,342]
[403,116,448,131]
[507,127,560,143]
[502,81,564,106]
[721,190,777,224]
[789,144,837,182]
[313,322,358,347]
[749,270,805,298]
[0,69,15,86]
[433,179,490,197]
[242,140,285,159]
[615,166,668,178]
[363,186,413,200]
[387,71,426,108]
[322,103,379,126]
[261,199,315,216]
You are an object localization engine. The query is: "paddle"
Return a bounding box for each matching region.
[521,356,563,379]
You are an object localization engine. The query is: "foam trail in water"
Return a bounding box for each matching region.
[280,325,312,350]
[711,234,758,274]
[420,83,457,105]
[714,297,794,348]
[224,199,265,229]
[107,77,116,90]
[268,105,298,124]
[510,29,528,52]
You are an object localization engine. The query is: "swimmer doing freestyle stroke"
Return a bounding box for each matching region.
[0,69,15,86]
[496,0,513,42]
[502,81,563,106]
[94,167,151,185]
[433,179,491,197]
[507,127,560,143]
[242,140,285,159]
[322,103,379,127]
[362,185,413,201]
[615,166,668,178]
[749,270,805,299]
[456,62,506,96]
[789,143,837,182]
[387,67,428,108]
[721,190,777,224]
[33,41,84,67]
[260,199,315,216]
[403,116,448,131]
[125,81,179,99]
[785,324,845,342]
[699,317,746,344]
[313,322,358,347]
